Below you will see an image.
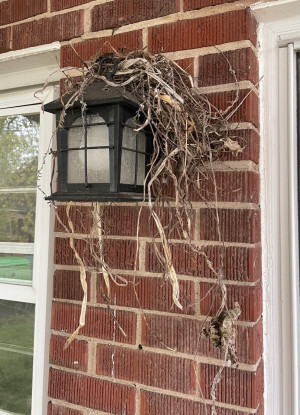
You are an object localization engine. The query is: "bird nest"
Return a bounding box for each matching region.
[44,49,243,366]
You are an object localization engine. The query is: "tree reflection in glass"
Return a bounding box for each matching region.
[0,114,39,283]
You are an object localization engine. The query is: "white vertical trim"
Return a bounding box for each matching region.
[287,43,300,415]
[252,1,300,413]
[30,87,58,415]
[257,22,283,415]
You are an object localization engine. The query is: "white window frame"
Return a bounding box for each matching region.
[251,1,300,415]
[0,44,60,415]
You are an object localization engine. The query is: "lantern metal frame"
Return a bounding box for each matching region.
[44,81,153,201]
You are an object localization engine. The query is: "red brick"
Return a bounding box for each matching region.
[49,334,88,371]
[140,390,249,415]
[49,368,136,414]
[53,270,91,302]
[207,89,259,128]
[48,402,83,415]
[60,31,143,67]
[12,11,84,50]
[0,27,10,53]
[145,243,262,282]
[142,314,263,364]
[105,239,138,269]
[55,204,94,233]
[54,237,92,266]
[51,302,137,343]
[174,57,195,77]
[96,344,196,394]
[91,0,180,31]
[198,48,259,87]
[148,9,257,53]
[191,171,260,203]
[200,208,261,243]
[97,274,195,315]
[102,205,195,239]
[54,237,137,270]
[0,0,47,25]
[51,0,91,11]
[201,362,263,408]
[200,281,262,322]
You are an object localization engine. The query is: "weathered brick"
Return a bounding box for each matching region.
[12,11,84,50]
[200,281,262,322]
[0,0,47,25]
[0,27,10,53]
[199,208,261,243]
[191,171,260,203]
[49,334,88,371]
[51,0,91,12]
[91,0,180,31]
[174,57,195,77]
[54,237,93,266]
[105,239,137,269]
[54,237,137,270]
[148,9,257,53]
[101,205,195,239]
[48,402,83,415]
[145,243,262,282]
[51,302,137,343]
[55,204,94,234]
[201,362,263,408]
[96,274,195,315]
[198,48,259,87]
[49,368,136,414]
[207,89,259,128]
[140,390,249,415]
[53,270,91,302]
[60,31,143,67]
[96,344,196,394]
[142,314,263,364]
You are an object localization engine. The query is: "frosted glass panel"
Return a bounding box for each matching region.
[67,114,109,184]
[87,149,109,183]
[137,131,146,152]
[120,150,135,185]
[123,120,136,150]
[137,154,146,185]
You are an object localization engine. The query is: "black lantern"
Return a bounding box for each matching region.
[44,81,153,201]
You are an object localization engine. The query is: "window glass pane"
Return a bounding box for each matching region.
[0,253,33,284]
[0,114,39,285]
[0,300,35,415]
[0,115,39,188]
[0,192,36,243]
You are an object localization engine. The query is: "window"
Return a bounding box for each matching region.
[0,44,60,415]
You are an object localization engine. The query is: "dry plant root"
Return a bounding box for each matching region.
[64,202,88,349]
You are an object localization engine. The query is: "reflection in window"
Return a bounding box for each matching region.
[0,114,39,283]
[0,300,35,415]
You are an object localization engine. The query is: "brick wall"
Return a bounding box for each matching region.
[0,0,262,414]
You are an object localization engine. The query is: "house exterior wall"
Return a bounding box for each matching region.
[0,0,263,414]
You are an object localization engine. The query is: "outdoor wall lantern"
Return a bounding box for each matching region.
[44,80,153,201]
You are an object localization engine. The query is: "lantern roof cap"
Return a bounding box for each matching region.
[44,80,139,113]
